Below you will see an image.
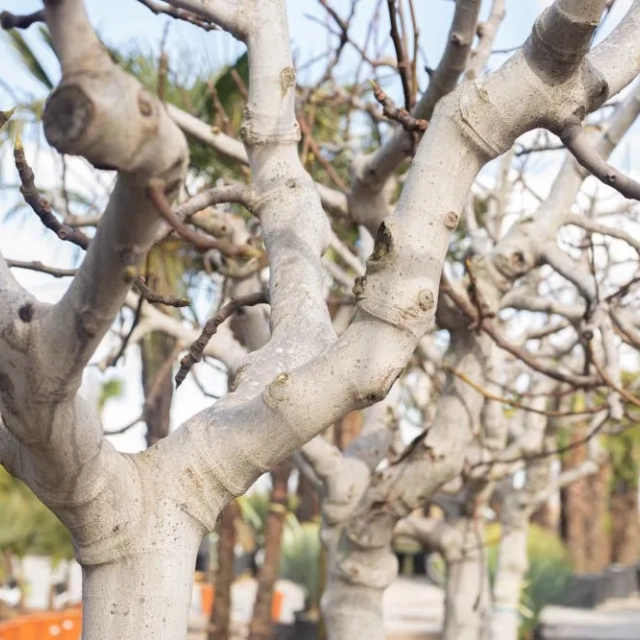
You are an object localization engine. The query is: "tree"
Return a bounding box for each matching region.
[1,1,640,640]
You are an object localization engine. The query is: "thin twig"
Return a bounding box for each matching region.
[207,80,232,135]
[14,137,91,250]
[107,295,145,368]
[440,275,600,388]
[0,10,44,30]
[134,278,190,307]
[297,113,349,192]
[147,179,261,257]
[175,291,269,388]
[104,414,145,436]
[371,81,427,132]
[230,69,248,100]
[134,0,219,31]
[446,366,606,418]
[386,0,413,109]
[6,259,77,278]
[14,139,189,308]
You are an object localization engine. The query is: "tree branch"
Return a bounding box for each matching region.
[562,124,640,201]
[0,9,44,30]
[175,291,269,387]
[135,0,220,31]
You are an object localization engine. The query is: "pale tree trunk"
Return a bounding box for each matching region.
[442,517,492,640]
[248,461,292,640]
[491,512,529,640]
[491,384,599,640]
[320,329,492,640]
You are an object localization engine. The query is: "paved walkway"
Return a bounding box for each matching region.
[539,598,640,640]
[188,578,640,639]
[188,576,444,639]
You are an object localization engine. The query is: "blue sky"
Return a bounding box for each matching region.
[0,0,638,452]
[0,0,556,107]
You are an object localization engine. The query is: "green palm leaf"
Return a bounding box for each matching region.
[4,30,54,90]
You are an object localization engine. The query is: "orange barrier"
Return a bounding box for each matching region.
[198,584,284,621]
[0,610,81,640]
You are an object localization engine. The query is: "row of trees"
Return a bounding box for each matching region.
[1,0,640,639]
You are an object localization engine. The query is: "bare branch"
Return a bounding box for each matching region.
[562,125,640,201]
[446,366,606,418]
[589,0,640,97]
[175,291,269,388]
[147,179,261,257]
[371,81,428,133]
[160,0,248,40]
[0,9,44,30]
[466,0,506,79]
[6,259,77,278]
[386,0,414,110]
[524,460,598,507]
[135,0,219,31]
[14,138,91,250]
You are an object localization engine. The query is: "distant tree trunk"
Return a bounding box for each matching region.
[442,517,492,640]
[560,427,589,573]
[295,469,320,522]
[141,332,175,447]
[530,500,554,530]
[610,480,640,565]
[140,244,183,447]
[584,462,611,572]
[333,411,362,450]
[209,501,239,640]
[248,461,292,640]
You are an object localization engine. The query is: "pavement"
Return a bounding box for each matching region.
[539,597,640,640]
[188,578,640,640]
[188,576,444,639]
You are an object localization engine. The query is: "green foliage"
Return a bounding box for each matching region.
[278,522,322,611]
[5,27,55,91]
[0,468,73,562]
[98,377,125,416]
[607,423,640,490]
[236,490,299,544]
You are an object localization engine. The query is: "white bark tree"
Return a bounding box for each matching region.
[1,1,640,640]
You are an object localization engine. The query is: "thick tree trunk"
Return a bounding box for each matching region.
[442,518,492,640]
[248,461,292,640]
[321,570,389,640]
[610,481,640,565]
[492,510,529,640]
[209,501,239,640]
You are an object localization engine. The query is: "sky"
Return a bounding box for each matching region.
[0,0,638,455]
